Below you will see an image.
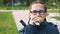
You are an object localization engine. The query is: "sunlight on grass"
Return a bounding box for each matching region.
[47,9,60,13]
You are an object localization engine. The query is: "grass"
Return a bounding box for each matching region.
[0,5,60,10]
[0,12,19,34]
[0,6,29,10]
[52,17,60,21]
[47,9,60,13]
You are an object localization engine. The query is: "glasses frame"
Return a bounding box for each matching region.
[30,10,46,15]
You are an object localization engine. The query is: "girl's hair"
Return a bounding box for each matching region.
[29,0,47,12]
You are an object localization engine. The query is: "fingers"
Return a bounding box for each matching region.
[32,16,39,20]
[30,17,38,25]
[32,17,39,22]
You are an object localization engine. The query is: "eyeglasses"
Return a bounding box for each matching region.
[30,10,46,15]
[30,10,46,13]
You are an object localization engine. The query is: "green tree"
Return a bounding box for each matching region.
[0,0,4,5]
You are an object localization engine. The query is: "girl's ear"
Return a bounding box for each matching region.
[46,12,48,16]
[28,13,31,18]
[28,13,31,23]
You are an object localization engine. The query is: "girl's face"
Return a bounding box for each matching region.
[29,3,47,24]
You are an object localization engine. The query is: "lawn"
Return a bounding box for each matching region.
[0,5,60,11]
[0,6,29,10]
[47,9,60,13]
[52,17,60,21]
[0,12,19,34]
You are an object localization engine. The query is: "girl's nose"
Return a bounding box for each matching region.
[37,13,40,15]
[37,13,41,17]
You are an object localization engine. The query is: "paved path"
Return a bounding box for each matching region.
[12,10,29,31]
[0,10,60,31]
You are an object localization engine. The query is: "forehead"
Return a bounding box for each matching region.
[31,3,45,11]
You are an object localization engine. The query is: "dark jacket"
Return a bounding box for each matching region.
[19,21,59,34]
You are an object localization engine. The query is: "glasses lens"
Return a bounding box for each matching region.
[30,10,45,13]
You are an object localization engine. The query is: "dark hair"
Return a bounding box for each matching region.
[29,0,47,12]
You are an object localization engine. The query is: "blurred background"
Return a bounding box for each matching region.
[0,0,60,34]
[0,0,60,10]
